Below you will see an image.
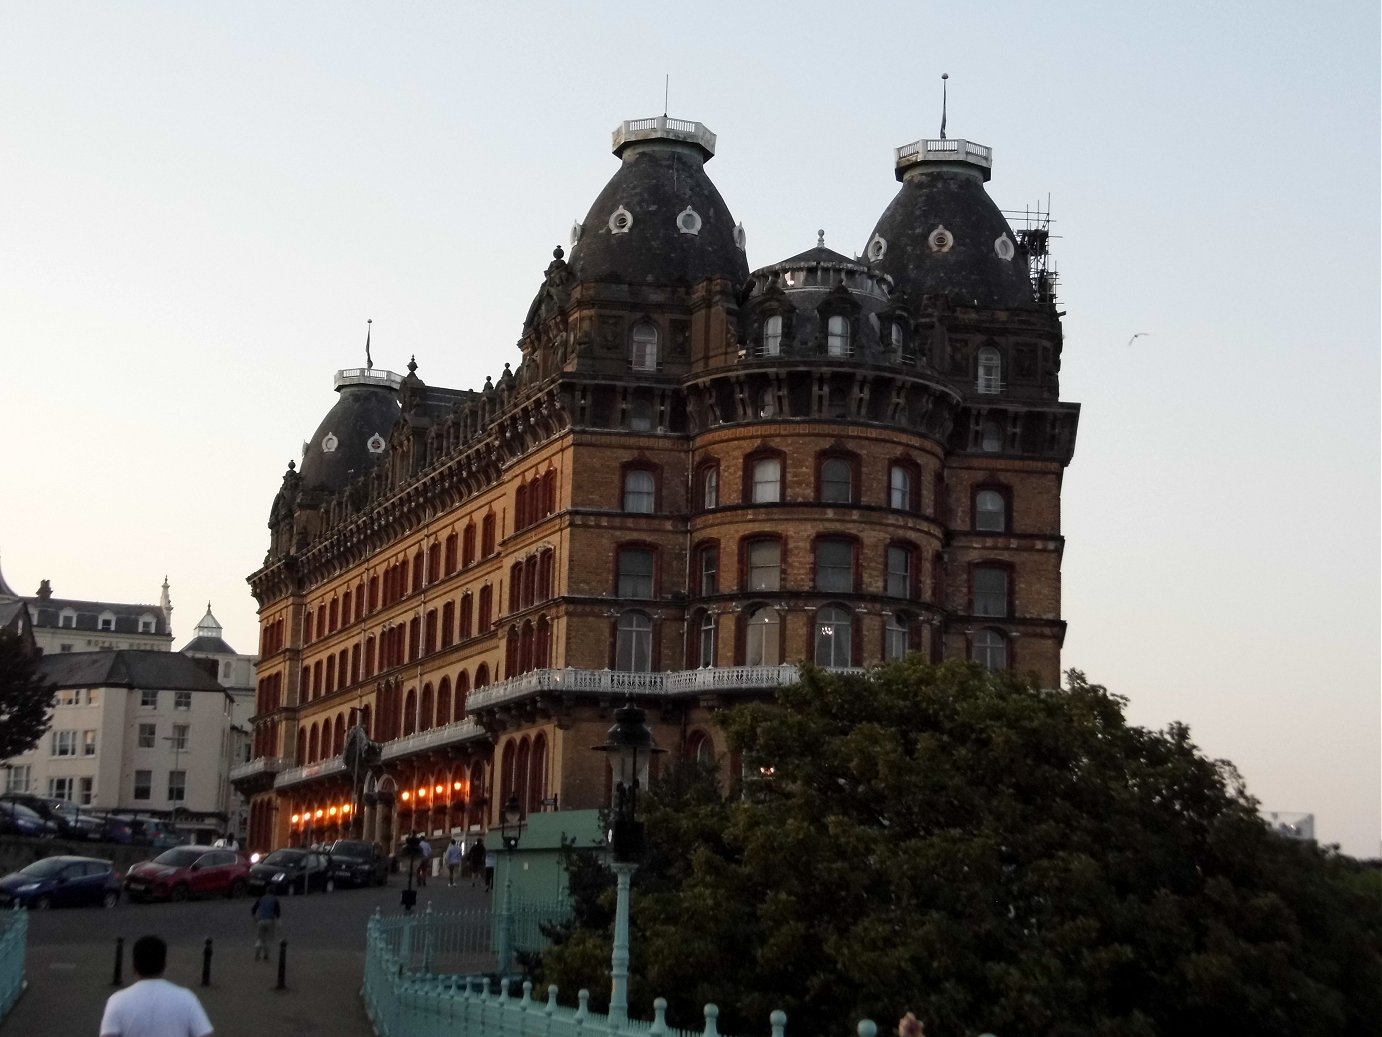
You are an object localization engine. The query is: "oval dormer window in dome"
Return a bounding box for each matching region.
[570,221,583,247]
[367,434,386,454]
[608,206,633,235]
[322,433,339,453]
[994,233,1015,261]
[866,234,887,261]
[677,206,702,236]
[733,222,747,251]
[928,226,954,253]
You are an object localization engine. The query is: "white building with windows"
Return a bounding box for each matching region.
[4,651,237,835]
[0,566,174,656]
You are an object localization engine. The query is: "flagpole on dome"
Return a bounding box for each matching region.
[939,72,948,140]
[365,318,373,370]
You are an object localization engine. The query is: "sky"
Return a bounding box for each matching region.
[1,3,1377,857]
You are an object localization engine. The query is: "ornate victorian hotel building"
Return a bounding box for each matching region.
[233,116,1080,853]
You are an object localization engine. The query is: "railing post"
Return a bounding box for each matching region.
[609,861,637,1024]
[702,1003,720,1037]
[770,1009,787,1037]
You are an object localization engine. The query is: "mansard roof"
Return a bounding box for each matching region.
[39,650,225,692]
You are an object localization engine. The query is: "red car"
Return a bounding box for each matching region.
[123,845,250,902]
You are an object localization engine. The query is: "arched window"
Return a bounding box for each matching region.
[975,488,1008,532]
[697,543,719,596]
[529,733,549,814]
[889,463,916,512]
[697,611,716,668]
[623,469,656,513]
[441,601,455,648]
[505,627,520,678]
[419,684,434,732]
[698,463,719,510]
[454,671,470,722]
[977,346,1003,394]
[814,605,853,667]
[617,547,655,599]
[308,724,319,763]
[748,454,783,503]
[972,628,1008,670]
[462,523,476,566]
[973,566,1010,618]
[814,538,855,593]
[762,314,783,356]
[403,687,418,736]
[886,544,915,598]
[459,594,474,640]
[334,713,346,755]
[884,613,912,661]
[685,730,714,764]
[437,678,451,727]
[826,315,850,356]
[746,538,781,591]
[745,606,781,666]
[631,324,658,371]
[481,514,496,556]
[615,611,653,672]
[819,456,854,503]
[535,616,552,669]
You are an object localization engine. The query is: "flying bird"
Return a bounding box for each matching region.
[1126,332,1148,347]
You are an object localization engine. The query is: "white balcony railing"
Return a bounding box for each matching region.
[380,719,487,761]
[229,756,288,783]
[274,757,345,789]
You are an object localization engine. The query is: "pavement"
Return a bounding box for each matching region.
[0,872,495,1037]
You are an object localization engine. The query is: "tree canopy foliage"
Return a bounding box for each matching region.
[0,629,54,761]
[538,660,1381,1037]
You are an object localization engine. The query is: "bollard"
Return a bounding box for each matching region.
[201,938,213,987]
[111,936,124,986]
[276,939,287,990]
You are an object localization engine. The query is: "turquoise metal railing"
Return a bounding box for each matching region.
[0,907,28,1021]
[361,902,888,1037]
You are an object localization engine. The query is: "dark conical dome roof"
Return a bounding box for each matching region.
[298,368,402,495]
[567,116,749,288]
[865,137,1033,310]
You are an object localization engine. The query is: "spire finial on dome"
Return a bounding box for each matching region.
[407,355,417,375]
[939,73,949,140]
[817,229,825,248]
[365,318,373,370]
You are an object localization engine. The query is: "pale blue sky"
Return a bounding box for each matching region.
[2,3,1377,855]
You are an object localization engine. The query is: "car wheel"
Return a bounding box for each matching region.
[228,880,247,899]
[170,884,190,902]
[33,896,51,910]
[102,891,119,909]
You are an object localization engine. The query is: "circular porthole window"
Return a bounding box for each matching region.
[366,434,386,454]
[608,206,633,234]
[994,233,1015,261]
[866,234,887,261]
[321,433,338,453]
[677,206,702,236]
[928,226,953,253]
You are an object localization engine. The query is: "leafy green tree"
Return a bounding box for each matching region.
[0,629,54,761]
[539,660,1381,1037]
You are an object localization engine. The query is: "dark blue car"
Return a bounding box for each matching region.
[0,800,58,838]
[0,855,121,909]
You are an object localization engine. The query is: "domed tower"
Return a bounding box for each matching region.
[860,132,1079,680]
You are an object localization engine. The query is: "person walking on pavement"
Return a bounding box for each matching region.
[484,844,497,892]
[466,837,486,887]
[99,934,214,1037]
[444,839,463,886]
[416,835,433,886]
[252,889,281,962]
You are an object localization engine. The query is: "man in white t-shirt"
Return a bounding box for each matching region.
[100,934,214,1037]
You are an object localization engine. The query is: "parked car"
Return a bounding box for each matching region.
[247,848,333,895]
[0,794,103,840]
[0,855,121,909]
[0,800,58,838]
[106,814,182,848]
[98,814,135,844]
[123,846,250,902]
[324,839,389,888]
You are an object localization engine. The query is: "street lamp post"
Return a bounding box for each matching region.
[592,699,665,1024]
[495,794,523,979]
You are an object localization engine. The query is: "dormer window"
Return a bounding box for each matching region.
[138,614,156,633]
[977,346,1003,394]
[59,609,76,629]
[826,315,850,357]
[98,611,116,632]
[631,324,658,371]
[762,315,782,357]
